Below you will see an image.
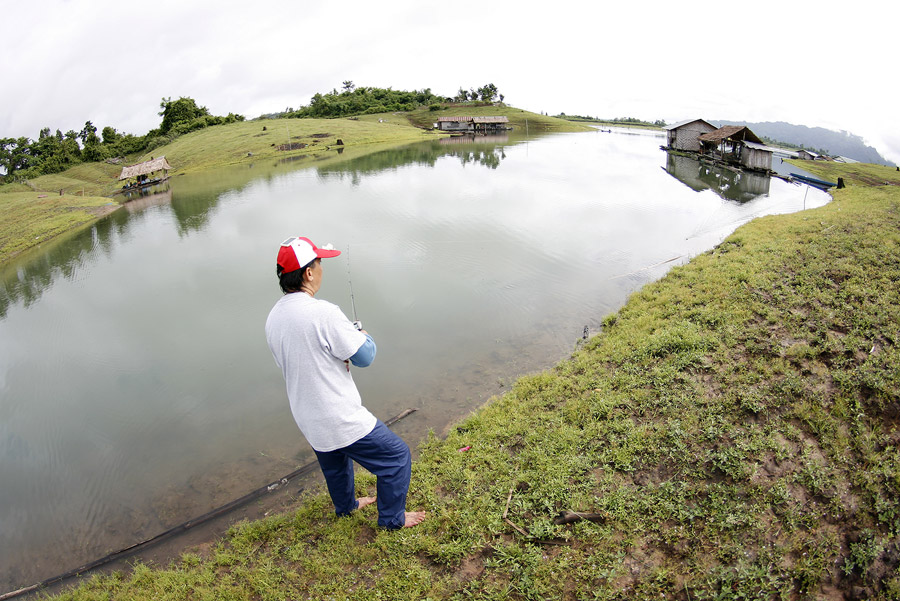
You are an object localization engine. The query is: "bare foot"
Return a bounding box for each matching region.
[403,511,427,528]
[356,496,376,510]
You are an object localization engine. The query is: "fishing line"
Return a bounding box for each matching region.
[346,244,361,330]
[0,408,418,601]
[607,255,684,280]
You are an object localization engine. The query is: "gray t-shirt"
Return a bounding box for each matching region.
[265,293,376,452]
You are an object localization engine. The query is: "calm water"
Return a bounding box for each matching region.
[0,128,830,590]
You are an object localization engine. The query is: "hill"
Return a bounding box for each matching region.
[711,120,894,165]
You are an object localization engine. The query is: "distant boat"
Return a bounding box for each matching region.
[789,172,837,190]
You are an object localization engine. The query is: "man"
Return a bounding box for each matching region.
[265,236,425,529]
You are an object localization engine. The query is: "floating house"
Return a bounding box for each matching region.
[663,119,717,152]
[117,156,172,190]
[435,116,510,133]
[699,126,774,172]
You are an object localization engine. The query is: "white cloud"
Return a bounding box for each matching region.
[1,0,897,164]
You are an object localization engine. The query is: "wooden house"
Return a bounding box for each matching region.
[740,141,776,171]
[435,116,510,133]
[796,149,823,161]
[663,119,717,152]
[699,126,773,172]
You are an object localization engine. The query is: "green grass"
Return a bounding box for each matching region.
[0,190,117,261]
[138,117,443,175]
[35,165,900,600]
[786,159,900,188]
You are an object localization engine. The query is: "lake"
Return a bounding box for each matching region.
[0,127,830,592]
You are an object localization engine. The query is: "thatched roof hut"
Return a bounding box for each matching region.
[118,156,172,181]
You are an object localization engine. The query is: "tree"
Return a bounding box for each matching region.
[158,97,210,134]
[76,120,105,162]
[342,80,355,92]
[101,126,120,145]
[477,83,499,102]
[79,121,99,146]
[0,137,31,179]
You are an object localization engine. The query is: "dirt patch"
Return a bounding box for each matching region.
[455,552,486,582]
[277,142,308,151]
[310,133,331,139]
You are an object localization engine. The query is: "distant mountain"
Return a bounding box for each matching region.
[710,120,895,166]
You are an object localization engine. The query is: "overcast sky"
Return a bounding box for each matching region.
[3,0,898,164]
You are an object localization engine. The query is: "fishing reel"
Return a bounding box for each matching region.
[353,320,363,331]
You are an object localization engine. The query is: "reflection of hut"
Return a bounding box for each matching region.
[435,116,510,132]
[663,118,717,151]
[665,153,771,202]
[123,187,173,213]
[699,126,772,171]
[117,156,172,190]
[439,134,509,145]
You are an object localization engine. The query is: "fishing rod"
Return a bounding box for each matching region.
[346,244,362,330]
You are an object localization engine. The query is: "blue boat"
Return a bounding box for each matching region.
[789,172,838,190]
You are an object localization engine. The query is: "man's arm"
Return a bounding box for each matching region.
[349,333,376,367]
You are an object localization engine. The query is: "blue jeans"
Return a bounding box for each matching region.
[314,420,411,529]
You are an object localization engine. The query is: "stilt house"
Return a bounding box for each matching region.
[435,116,510,132]
[699,126,773,172]
[663,119,717,152]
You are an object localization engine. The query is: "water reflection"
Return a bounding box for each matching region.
[316,135,519,185]
[439,134,509,144]
[119,180,171,202]
[0,210,130,319]
[664,152,771,202]
[124,188,173,213]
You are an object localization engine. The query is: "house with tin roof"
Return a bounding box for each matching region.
[663,118,717,152]
[699,126,774,172]
[435,116,510,133]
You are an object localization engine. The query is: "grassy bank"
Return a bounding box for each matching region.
[0,109,583,266]
[787,159,900,188]
[0,189,118,261]
[34,167,900,600]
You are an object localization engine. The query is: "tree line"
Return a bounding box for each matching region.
[2,83,505,182]
[0,97,244,183]
[557,114,667,127]
[281,82,504,119]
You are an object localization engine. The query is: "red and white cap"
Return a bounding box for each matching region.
[276,236,341,273]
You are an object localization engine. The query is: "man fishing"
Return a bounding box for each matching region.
[265,236,426,529]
